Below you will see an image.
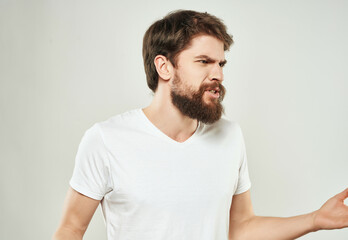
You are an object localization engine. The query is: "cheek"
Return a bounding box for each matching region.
[182,66,208,84]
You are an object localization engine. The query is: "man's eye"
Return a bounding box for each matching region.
[199,60,208,64]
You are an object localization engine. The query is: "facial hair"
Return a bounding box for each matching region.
[170,74,226,124]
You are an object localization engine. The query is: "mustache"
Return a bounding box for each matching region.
[199,82,226,101]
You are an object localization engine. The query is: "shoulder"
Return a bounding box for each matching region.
[90,108,142,133]
[202,115,242,135]
[77,108,140,141]
[197,115,244,145]
[80,109,145,147]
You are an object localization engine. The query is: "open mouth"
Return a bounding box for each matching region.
[205,88,220,98]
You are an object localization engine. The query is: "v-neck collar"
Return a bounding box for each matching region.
[138,108,203,145]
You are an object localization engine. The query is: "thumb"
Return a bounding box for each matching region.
[335,188,348,201]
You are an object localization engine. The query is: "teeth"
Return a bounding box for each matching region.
[209,90,216,93]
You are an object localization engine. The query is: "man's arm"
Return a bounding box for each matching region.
[53,187,100,240]
[229,188,348,240]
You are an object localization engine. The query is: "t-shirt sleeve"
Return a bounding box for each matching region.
[69,123,113,200]
[234,124,251,195]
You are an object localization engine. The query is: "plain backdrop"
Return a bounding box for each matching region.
[0,0,347,239]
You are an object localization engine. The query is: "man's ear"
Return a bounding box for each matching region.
[154,55,173,81]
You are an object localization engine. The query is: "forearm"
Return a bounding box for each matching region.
[231,211,318,240]
[52,226,83,240]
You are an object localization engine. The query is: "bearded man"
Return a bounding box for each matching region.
[53,10,348,240]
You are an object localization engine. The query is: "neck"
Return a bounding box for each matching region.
[142,89,198,143]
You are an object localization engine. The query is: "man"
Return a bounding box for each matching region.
[53,10,348,240]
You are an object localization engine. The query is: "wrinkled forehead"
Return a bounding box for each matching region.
[177,34,225,62]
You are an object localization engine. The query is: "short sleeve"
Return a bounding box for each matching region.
[69,123,113,200]
[234,124,251,195]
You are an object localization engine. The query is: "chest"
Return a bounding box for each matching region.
[104,137,241,212]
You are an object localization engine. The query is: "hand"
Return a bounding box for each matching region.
[312,188,348,231]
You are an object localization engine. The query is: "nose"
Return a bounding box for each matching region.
[209,63,224,82]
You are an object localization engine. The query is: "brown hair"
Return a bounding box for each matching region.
[142,10,233,92]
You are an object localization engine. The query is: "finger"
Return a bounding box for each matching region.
[336,188,348,201]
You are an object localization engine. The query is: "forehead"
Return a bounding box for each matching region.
[177,34,225,61]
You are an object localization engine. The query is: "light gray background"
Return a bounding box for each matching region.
[1,0,347,239]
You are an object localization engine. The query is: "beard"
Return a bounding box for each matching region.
[170,74,226,124]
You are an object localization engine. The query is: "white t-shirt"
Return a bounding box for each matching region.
[70,108,251,240]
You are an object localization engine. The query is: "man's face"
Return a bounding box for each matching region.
[170,34,226,124]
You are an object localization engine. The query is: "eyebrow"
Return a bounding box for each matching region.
[194,55,227,66]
